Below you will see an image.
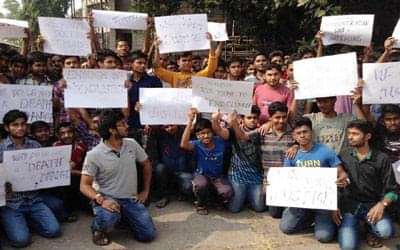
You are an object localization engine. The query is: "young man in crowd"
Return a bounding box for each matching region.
[30,120,55,147]
[226,58,244,81]
[376,104,400,163]
[253,64,294,123]
[336,120,398,249]
[181,109,233,215]
[96,49,121,70]
[0,54,28,84]
[47,55,64,82]
[17,51,51,86]
[80,111,156,246]
[211,106,265,213]
[245,53,268,83]
[0,110,60,248]
[153,35,221,88]
[115,40,131,64]
[269,50,284,66]
[213,60,227,79]
[280,117,349,243]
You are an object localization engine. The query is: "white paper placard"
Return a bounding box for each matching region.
[0,18,28,38]
[208,22,228,41]
[0,84,52,123]
[363,62,400,104]
[266,167,337,210]
[192,76,253,115]
[320,15,374,46]
[3,146,72,192]
[38,17,91,56]
[392,18,400,48]
[155,14,210,54]
[294,52,358,100]
[0,164,6,206]
[64,69,129,108]
[92,10,147,30]
[140,88,192,125]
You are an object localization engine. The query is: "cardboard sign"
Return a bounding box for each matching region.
[92,10,147,30]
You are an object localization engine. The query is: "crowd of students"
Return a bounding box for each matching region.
[0,14,399,250]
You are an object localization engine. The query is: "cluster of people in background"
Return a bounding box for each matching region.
[0,13,399,250]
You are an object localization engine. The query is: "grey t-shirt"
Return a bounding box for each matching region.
[82,138,148,199]
[304,112,356,154]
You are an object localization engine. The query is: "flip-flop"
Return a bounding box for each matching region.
[196,205,209,215]
[366,233,383,248]
[92,231,111,246]
[156,197,169,208]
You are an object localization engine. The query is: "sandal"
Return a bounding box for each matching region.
[366,233,383,248]
[92,231,111,246]
[66,213,78,223]
[196,205,209,215]
[156,197,170,208]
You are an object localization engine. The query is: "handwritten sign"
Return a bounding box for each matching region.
[208,22,228,41]
[320,15,374,46]
[3,146,72,192]
[155,14,210,54]
[0,84,52,123]
[362,62,400,104]
[0,18,28,38]
[392,18,400,48]
[192,76,253,115]
[64,69,129,108]
[38,17,91,56]
[393,160,400,185]
[0,164,5,206]
[266,167,337,210]
[92,10,147,30]
[140,88,192,125]
[294,52,358,99]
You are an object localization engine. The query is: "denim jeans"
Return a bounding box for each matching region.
[153,163,193,198]
[279,207,336,243]
[0,199,60,248]
[92,198,156,242]
[338,204,394,250]
[228,181,266,213]
[40,193,70,222]
[192,174,233,206]
[268,206,284,218]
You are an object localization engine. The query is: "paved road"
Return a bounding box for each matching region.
[3,201,399,250]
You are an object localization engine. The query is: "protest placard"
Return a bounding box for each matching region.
[320,15,374,46]
[392,18,400,48]
[192,76,253,115]
[155,14,210,54]
[0,84,52,123]
[64,69,129,108]
[3,146,72,192]
[393,160,400,185]
[362,62,400,104]
[0,165,5,206]
[266,167,337,210]
[38,17,91,56]
[294,52,358,100]
[92,10,147,30]
[208,22,229,41]
[140,88,192,125]
[0,18,28,38]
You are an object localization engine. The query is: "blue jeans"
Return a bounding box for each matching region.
[228,181,265,213]
[280,207,336,243]
[338,205,394,250]
[153,163,193,198]
[0,200,60,248]
[92,198,156,242]
[41,193,70,222]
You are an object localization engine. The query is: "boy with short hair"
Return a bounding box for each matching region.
[17,51,51,86]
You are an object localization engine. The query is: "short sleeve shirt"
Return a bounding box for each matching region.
[190,136,226,178]
[82,138,148,198]
[284,143,341,168]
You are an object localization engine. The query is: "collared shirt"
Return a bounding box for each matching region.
[82,138,148,199]
[0,137,41,209]
[339,149,399,213]
[128,73,162,128]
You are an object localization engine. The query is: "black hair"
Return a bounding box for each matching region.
[194,118,212,133]
[298,46,316,58]
[347,120,374,136]
[27,51,47,66]
[63,55,80,63]
[98,110,125,140]
[269,50,284,61]
[192,55,201,60]
[58,122,73,130]
[30,120,50,134]
[268,101,288,116]
[96,49,119,63]
[10,54,28,67]
[252,53,267,63]
[3,109,28,126]
[381,104,400,117]
[177,52,193,60]
[265,63,282,72]
[128,50,147,63]
[251,105,261,117]
[217,59,226,68]
[227,57,243,67]
[293,117,312,131]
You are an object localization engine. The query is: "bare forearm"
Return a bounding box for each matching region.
[142,161,152,192]
[180,121,193,150]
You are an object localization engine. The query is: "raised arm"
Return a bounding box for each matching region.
[87,12,100,54]
[377,37,395,63]
[142,17,153,55]
[315,31,324,58]
[227,111,250,142]
[211,111,229,140]
[21,28,31,56]
[180,108,197,151]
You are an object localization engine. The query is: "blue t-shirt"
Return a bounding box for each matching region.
[284,143,341,168]
[190,136,226,178]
